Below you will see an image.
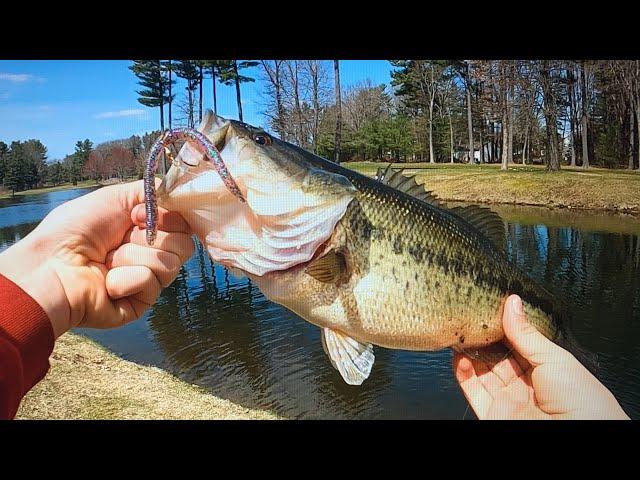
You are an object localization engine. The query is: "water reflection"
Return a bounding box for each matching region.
[1,188,638,419]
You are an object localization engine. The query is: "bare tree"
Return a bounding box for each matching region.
[260,60,287,140]
[334,60,342,163]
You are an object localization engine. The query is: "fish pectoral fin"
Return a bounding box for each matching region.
[321,328,374,386]
[305,250,346,284]
[453,342,513,369]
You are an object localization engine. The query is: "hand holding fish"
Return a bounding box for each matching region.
[453,295,630,420]
[0,180,194,339]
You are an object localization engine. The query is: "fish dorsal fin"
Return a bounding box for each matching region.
[448,205,506,250]
[305,250,346,284]
[374,166,442,207]
[321,328,375,385]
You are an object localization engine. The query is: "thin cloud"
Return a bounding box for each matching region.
[0,72,45,83]
[95,109,146,119]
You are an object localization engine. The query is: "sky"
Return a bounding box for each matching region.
[0,60,393,161]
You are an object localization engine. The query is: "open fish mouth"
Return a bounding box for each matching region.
[155,110,357,277]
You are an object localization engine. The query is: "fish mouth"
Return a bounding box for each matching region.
[156,110,357,277]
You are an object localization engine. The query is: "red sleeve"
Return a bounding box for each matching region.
[0,273,55,420]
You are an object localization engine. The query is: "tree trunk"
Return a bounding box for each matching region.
[540,61,560,171]
[334,60,342,164]
[567,65,577,167]
[635,100,640,170]
[522,128,528,165]
[580,63,590,168]
[428,66,435,164]
[449,112,454,163]
[275,65,285,141]
[312,64,320,154]
[168,60,172,129]
[501,112,508,170]
[199,64,203,123]
[466,64,474,163]
[158,60,166,175]
[630,105,635,170]
[233,61,243,122]
[508,89,514,166]
[211,65,217,114]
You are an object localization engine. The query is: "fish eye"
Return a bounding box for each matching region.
[254,134,271,146]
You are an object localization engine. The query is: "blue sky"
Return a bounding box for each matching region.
[0,60,393,161]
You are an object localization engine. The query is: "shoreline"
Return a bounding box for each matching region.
[3,163,639,217]
[345,162,640,217]
[16,333,281,420]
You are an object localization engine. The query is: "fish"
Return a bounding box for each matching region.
[155,109,598,386]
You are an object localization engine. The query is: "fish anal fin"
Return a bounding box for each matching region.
[448,205,506,251]
[322,328,375,385]
[305,250,346,284]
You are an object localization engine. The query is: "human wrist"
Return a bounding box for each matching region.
[0,238,71,339]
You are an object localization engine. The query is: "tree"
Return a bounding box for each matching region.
[48,161,64,186]
[174,60,200,128]
[69,139,93,185]
[260,60,287,140]
[0,141,8,186]
[334,60,342,163]
[5,142,26,195]
[219,60,258,122]
[129,60,171,131]
[22,139,48,188]
[537,61,562,171]
[167,59,173,129]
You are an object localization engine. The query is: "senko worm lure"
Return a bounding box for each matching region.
[144,128,245,245]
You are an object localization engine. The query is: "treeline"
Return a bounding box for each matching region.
[129,60,258,131]
[257,60,640,170]
[0,134,161,196]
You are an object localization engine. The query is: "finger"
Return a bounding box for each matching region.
[125,227,195,263]
[489,356,525,386]
[453,353,493,419]
[107,243,182,288]
[105,265,161,304]
[113,297,154,327]
[131,203,190,234]
[502,295,562,367]
[473,360,506,394]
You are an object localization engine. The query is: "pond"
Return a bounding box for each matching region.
[1,187,639,419]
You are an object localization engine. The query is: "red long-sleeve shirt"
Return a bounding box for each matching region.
[0,273,55,420]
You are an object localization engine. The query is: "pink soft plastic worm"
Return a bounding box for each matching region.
[144,127,245,245]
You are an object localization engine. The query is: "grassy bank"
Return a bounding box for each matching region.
[0,180,99,199]
[16,333,281,420]
[345,162,640,215]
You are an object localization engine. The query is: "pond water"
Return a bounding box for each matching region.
[1,187,639,419]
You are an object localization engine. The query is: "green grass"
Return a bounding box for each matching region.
[0,180,98,199]
[344,162,640,214]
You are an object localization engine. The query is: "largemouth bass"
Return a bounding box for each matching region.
[156,110,597,385]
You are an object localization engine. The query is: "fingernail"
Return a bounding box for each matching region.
[509,295,524,317]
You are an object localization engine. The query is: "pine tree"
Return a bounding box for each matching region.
[5,141,26,195]
[0,141,8,187]
[219,60,258,122]
[69,139,93,185]
[129,60,172,131]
